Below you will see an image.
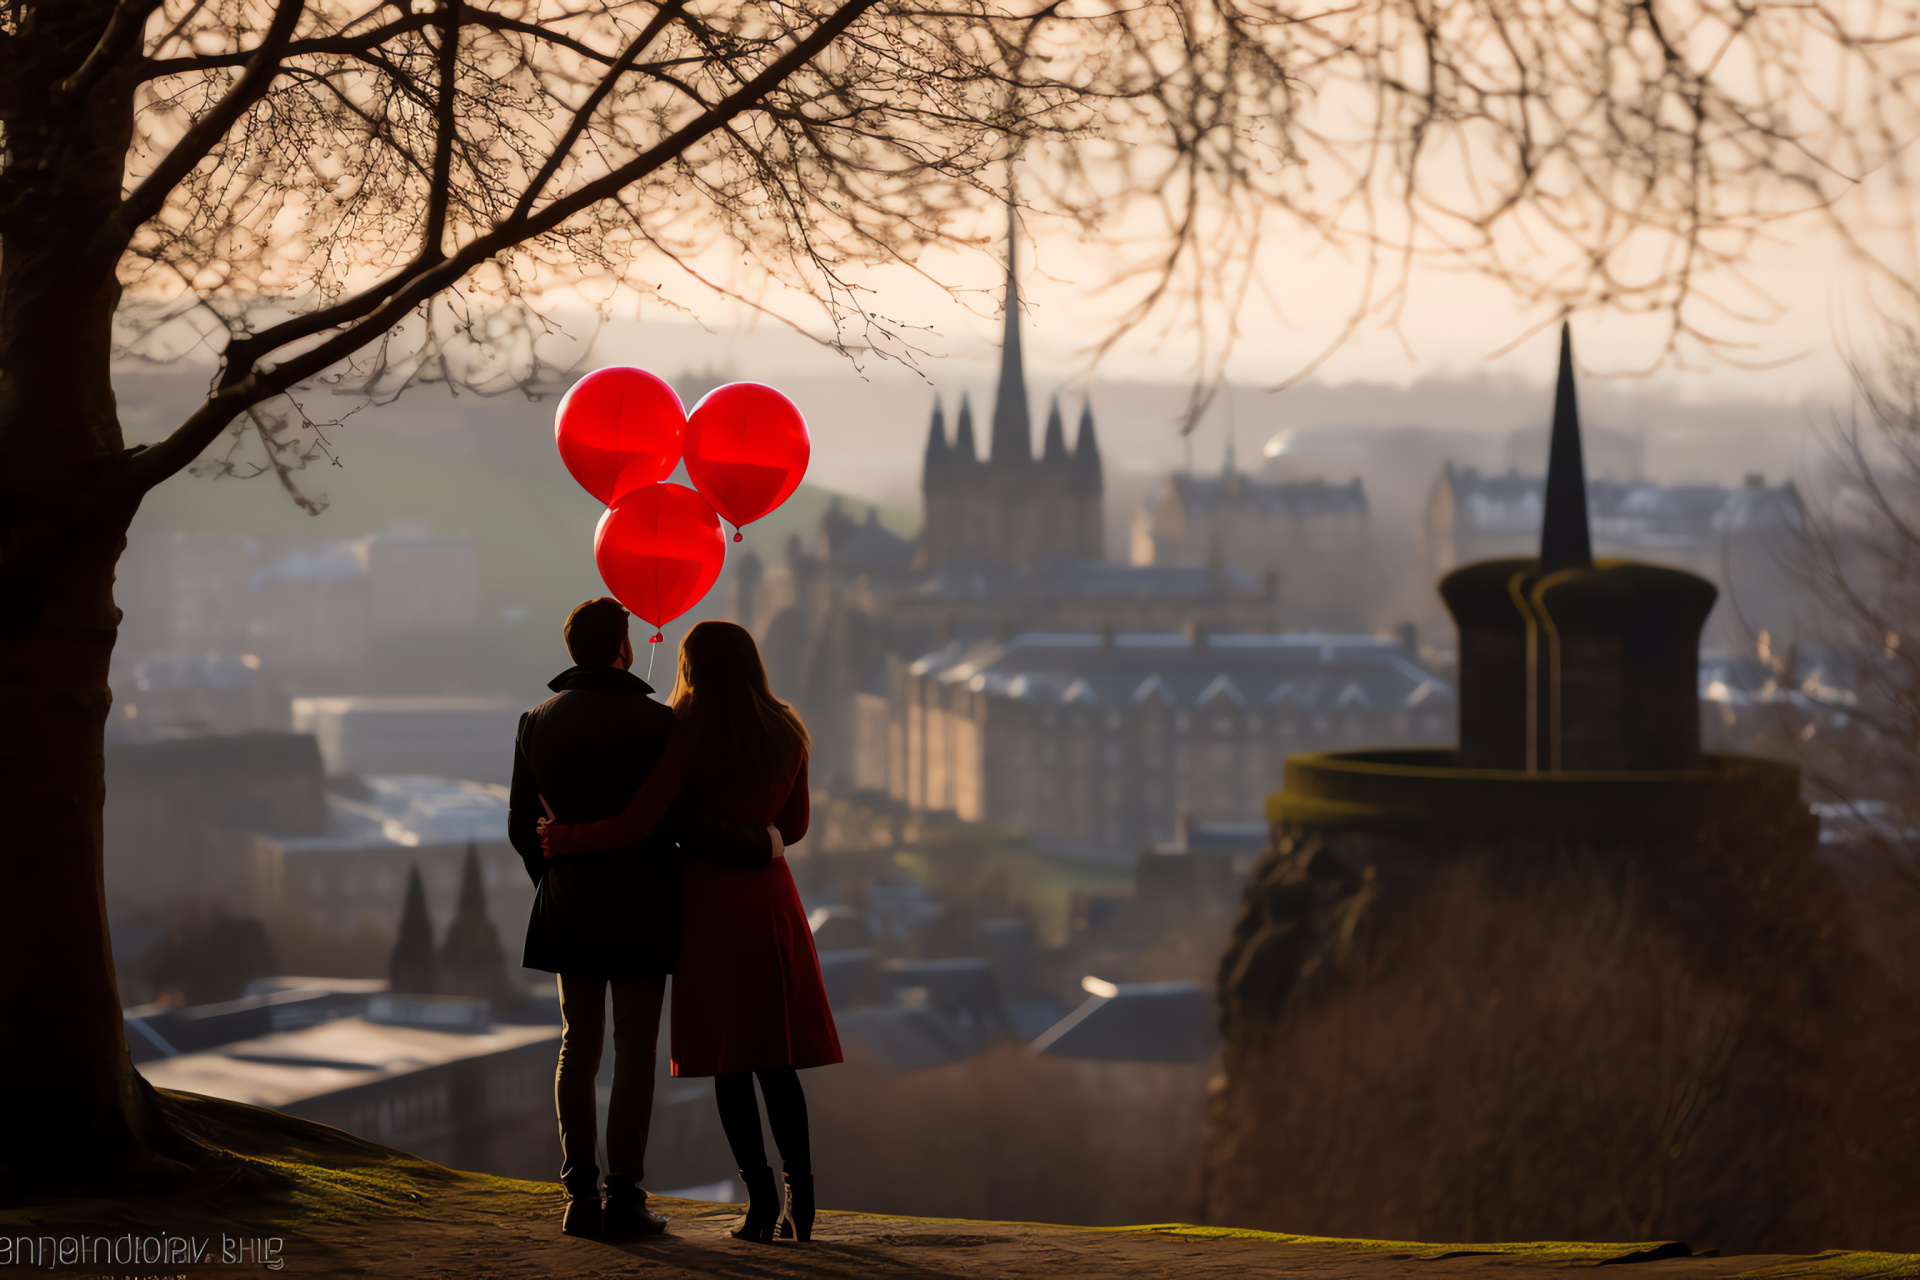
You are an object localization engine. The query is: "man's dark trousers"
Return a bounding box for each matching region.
[555,973,663,1197]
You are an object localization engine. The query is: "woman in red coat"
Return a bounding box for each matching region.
[541,620,840,1243]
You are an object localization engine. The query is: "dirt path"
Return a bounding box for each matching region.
[262,1183,1910,1279]
[3,1093,1914,1279]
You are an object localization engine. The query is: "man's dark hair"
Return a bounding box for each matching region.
[564,598,630,668]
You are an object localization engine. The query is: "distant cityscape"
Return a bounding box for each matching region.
[96,223,1855,1213]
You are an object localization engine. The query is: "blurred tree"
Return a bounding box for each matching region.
[388,864,438,997]
[142,912,277,1006]
[1784,325,1920,944]
[437,844,512,1006]
[1,0,1915,1192]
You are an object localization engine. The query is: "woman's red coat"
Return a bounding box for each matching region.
[543,723,842,1077]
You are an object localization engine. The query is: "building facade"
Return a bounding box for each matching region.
[1425,466,1807,647]
[760,526,1282,784]
[139,1007,563,1179]
[249,774,529,955]
[289,695,523,783]
[118,524,481,669]
[1131,460,1371,629]
[875,631,1454,857]
[104,731,327,916]
[101,727,530,968]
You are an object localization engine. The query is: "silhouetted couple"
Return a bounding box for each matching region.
[508,601,842,1243]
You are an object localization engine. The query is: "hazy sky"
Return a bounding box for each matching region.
[576,177,1901,413]
[126,166,1900,518]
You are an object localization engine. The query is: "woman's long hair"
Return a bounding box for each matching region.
[669,620,810,791]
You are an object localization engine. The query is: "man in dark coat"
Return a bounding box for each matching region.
[508,598,771,1239]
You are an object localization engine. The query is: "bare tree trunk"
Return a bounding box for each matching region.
[0,4,191,1190]
[0,499,193,1191]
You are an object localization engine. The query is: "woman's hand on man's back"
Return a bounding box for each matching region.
[538,796,568,859]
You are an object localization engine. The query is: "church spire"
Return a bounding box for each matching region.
[1072,399,1102,494]
[953,392,978,463]
[1041,396,1069,464]
[989,202,1032,467]
[1223,385,1238,475]
[1538,322,1593,573]
[922,397,949,492]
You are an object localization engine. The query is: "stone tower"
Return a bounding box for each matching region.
[1440,324,1717,770]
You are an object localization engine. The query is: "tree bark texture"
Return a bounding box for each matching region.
[0,3,189,1192]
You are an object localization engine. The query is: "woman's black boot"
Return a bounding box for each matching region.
[777,1170,815,1241]
[730,1167,779,1242]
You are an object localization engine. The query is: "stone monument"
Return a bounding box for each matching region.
[1205,327,1919,1252]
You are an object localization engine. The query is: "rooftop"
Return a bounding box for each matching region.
[1031,977,1218,1063]
[1161,471,1369,517]
[1442,467,1802,545]
[247,542,363,589]
[292,695,522,715]
[891,560,1266,603]
[909,632,1451,713]
[265,774,510,852]
[820,503,915,576]
[137,1015,558,1111]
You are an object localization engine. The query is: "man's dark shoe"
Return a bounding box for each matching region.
[604,1185,670,1238]
[561,1192,603,1238]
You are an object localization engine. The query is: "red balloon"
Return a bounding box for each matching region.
[684,383,810,538]
[555,367,685,504]
[593,483,726,634]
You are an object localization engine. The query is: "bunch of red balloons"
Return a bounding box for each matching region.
[554,368,809,641]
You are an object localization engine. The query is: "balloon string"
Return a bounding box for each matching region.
[646,632,661,682]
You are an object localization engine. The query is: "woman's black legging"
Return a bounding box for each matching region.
[713,1067,811,1174]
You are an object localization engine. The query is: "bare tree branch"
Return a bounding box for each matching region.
[104,0,304,254]
[67,0,1920,507]
[53,0,162,103]
[420,0,464,264]
[510,0,692,222]
[126,0,888,491]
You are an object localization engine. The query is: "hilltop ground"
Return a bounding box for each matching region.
[4,1092,1917,1279]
